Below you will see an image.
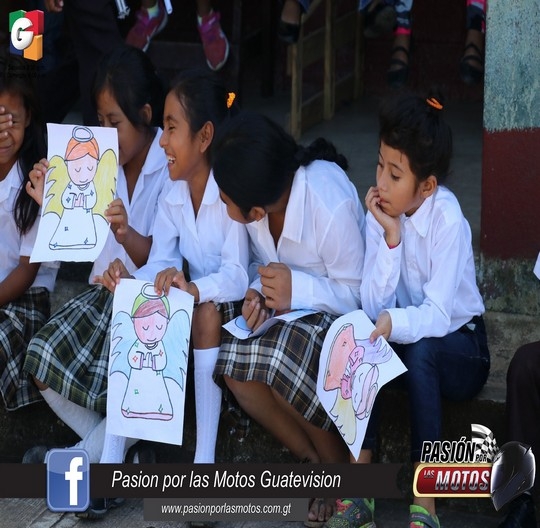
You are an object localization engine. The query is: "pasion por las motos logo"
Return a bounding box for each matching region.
[9,10,44,61]
[413,424,536,511]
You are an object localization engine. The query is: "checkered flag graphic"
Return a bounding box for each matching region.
[471,423,499,462]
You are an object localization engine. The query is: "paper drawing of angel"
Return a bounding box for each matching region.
[45,126,117,250]
[323,323,391,445]
[110,283,191,422]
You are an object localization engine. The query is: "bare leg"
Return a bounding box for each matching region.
[224,376,320,462]
[196,0,212,17]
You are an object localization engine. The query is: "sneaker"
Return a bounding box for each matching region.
[125,441,157,464]
[324,498,376,528]
[126,0,168,52]
[75,497,125,520]
[22,445,48,464]
[409,504,440,528]
[197,10,230,71]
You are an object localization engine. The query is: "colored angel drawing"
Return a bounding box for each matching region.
[44,126,117,250]
[110,283,191,421]
[323,323,392,445]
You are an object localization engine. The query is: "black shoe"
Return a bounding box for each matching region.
[125,441,157,464]
[498,494,537,528]
[460,41,484,85]
[75,497,125,520]
[387,45,410,88]
[278,20,300,44]
[22,445,48,464]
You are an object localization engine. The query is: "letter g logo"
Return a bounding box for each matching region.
[8,10,44,61]
[11,17,33,51]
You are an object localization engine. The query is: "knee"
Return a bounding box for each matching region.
[508,342,540,385]
[33,375,48,392]
[224,375,250,406]
[191,302,222,347]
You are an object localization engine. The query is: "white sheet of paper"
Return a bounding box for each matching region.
[317,309,407,460]
[30,124,118,263]
[223,309,318,340]
[106,279,194,446]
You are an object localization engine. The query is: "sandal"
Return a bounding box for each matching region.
[460,41,484,85]
[387,45,410,89]
[305,497,335,528]
[409,504,440,528]
[324,498,376,528]
[363,1,396,39]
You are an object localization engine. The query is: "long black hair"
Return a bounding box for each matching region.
[93,45,166,130]
[212,111,348,215]
[168,68,237,145]
[379,90,453,183]
[0,52,45,234]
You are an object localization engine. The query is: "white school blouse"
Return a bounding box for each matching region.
[133,172,249,304]
[247,160,365,315]
[90,128,168,281]
[360,185,485,344]
[0,162,58,292]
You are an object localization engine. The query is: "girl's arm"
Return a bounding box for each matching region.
[0,256,40,306]
[105,198,152,268]
[359,211,402,322]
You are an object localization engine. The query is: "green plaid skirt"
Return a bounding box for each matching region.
[23,285,241,414]
[0,287,50,410]
[215,312,337,431]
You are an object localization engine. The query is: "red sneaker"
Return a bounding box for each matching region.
[126,0,168,52]
[197,10,229,71]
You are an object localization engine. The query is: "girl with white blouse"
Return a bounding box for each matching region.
[333,92,490,528]
[97,70,249,467]
[211,112,366,526]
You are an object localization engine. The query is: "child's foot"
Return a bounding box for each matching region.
[278,0,302,44]
[362,0,396,39]
[304,497,335,527]
[409,504,440,528]
[324,498,376,528]
[126,0,168,52]
[197,10,229,71]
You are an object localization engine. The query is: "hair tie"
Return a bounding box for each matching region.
[426,97,443,110]
[227,92,236,109]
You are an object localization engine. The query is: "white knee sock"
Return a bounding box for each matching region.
[74,418,106,463]
[100,432,126,464]
[40,388,102,439]
[193,347,221,463]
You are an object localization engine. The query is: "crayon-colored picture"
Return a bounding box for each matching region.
[30,123,118,263]
[317,310,407,460]
[107,280,194,446]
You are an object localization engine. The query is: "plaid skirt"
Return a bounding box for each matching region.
[23,286,242,415]
[215,311,338,431]
[0,287,50,410]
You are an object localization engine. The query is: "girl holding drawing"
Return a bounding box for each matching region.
[210,111,366,526]
[0,54,58,410]
[97,69,249,466]
[22,46,168,483]
[325,93,490,528]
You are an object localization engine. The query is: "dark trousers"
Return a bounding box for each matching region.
[506,341,540,489]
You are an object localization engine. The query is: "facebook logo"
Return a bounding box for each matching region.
[47,449,90,512]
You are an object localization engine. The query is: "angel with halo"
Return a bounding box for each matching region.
[45,125,116,251]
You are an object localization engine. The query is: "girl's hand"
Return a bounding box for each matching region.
[369,310,392,343]
[242,288,269,331]
[26,158,49,206]
[365,186,401,249]
[106,198,130,245]
[258,262,292,312]
[93,258,131,292]
[0,106,13,139]
[154,267,189,296]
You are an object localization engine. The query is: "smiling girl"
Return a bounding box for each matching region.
[0,54,58,411]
